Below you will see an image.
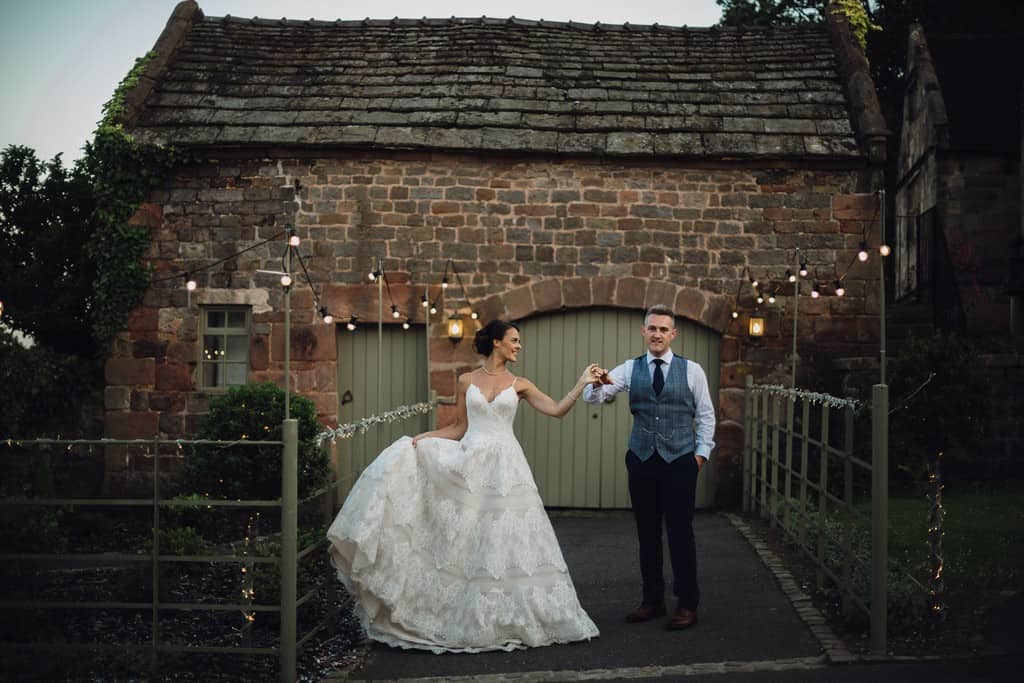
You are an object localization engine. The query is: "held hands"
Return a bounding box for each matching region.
[578,363,604,387]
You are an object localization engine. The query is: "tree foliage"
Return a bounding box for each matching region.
[0,146,97,356]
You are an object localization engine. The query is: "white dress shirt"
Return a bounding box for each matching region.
[583,349,717,459]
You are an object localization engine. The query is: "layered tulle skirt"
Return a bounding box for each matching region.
[326,435,599,653]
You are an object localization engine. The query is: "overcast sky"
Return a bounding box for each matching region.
[0,1,723,163]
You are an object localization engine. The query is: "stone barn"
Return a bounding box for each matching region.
[105,0,887,506]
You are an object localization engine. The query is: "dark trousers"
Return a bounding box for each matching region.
[626,450,700,610]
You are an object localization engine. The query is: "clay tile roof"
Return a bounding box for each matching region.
[122,1,884,160]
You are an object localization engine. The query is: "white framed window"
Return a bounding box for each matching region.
[200,306,250,388]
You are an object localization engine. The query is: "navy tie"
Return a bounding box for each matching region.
[652,358,665,396]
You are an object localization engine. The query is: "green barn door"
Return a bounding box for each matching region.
[513,308,720,509]
[336,324,429,500]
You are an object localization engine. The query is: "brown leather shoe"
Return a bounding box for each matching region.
[625,603,666,623]
[667,607,698,630]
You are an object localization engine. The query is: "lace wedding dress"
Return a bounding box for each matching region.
[326,381,599,653]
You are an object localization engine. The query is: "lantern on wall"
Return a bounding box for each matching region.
[748,314,765,338]
[447,315,464,344]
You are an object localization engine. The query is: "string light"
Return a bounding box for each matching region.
[756,294,764,305]
[319,307,333,325]
[787,269,796,283]
[429,302,438,315]
[402,318,411,330]
[441,276,449,290]
[858,240,870,262]
[834,280,845,297]
[879,244,891,256]
[421,295,429,308]
[470,311,479,320]
[731,310,739,319]
[185,276,197,292]
[280,273,292,287]
[391,304,400,319]
[288,232,300,248]
[768,292,776,304]
[811,280,820,298]
[346,316,357,331]
[799,261,808,278]
[368,270,378,282]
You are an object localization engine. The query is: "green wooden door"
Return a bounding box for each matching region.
[335,324,430,500]
[513,308,720,509]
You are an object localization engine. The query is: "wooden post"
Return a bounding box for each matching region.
[871,384,889,655]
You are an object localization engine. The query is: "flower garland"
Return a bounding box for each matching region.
[316,401,436,447]
[751,384,863,411]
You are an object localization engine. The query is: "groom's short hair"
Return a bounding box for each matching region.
[644,304,676,327]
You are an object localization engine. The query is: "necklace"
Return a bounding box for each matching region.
[481,365,509,376]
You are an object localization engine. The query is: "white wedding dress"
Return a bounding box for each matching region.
[326,380,599,653]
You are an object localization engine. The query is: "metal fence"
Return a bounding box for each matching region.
[742,377,890,653]
[1,402,434,682]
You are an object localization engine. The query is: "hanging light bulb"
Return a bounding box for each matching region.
[280,273,292,287]
[750,274,759,289]
[346,316,357,331]
[441,277,449,290]
[470,311,479,320]
[834,280,846,297]
[319,307,333,325]
[288,233,300,247]
[858,240,869,262]
[421,294,429,307]
[391,304,400,319]
[756,294,764,305]
[811,281,820,298]
[731,310,739,319]
[402,319,411,330]
[787,269,796,283]
[429,302,438,315]
[185,276,197,292]
[879,244,891,256]
[768,293,776,304]
[799,261,808,278]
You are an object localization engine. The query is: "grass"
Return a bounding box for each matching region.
[888,481,1024,617]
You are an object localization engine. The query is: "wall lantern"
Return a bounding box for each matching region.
[447,315,464,344]
[748,315,765,338]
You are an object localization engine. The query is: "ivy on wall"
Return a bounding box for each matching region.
[79,52,192,348]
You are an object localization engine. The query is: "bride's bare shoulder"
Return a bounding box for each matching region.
[456,371,477,388]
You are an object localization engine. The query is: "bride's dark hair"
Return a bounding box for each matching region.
[473,320,519,356]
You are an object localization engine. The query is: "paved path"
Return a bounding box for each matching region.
[328,510,1014,682]
[338,511,828,681]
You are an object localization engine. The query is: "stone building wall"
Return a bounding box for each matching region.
[104,150,882,495]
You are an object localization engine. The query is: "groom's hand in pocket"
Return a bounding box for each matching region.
[695,455,706,472]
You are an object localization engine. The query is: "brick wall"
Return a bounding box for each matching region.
[105,151,882,496]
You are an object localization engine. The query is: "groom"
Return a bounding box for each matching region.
[584,304,716,630]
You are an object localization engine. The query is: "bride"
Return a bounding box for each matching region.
[326,319,601,653]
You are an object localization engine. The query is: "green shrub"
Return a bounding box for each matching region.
[184,383,327,500]
[888,334,989,483]
[153,526,208,557]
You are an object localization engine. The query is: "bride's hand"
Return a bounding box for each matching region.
[579,363,602,386]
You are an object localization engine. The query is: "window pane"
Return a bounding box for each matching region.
[226,335,248,362]
[203,362,220,387]
[226,363,247,386]
[227,311,247,329]
[203,335,225,361]
[206,311,225,328]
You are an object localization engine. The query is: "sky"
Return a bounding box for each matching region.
[0,1,723,163]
